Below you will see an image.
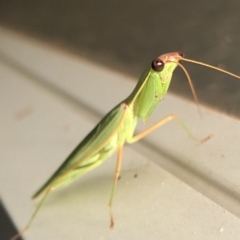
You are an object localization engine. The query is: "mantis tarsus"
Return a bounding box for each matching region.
[11,52,240,240]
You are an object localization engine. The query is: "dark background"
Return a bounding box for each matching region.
[1,1,240,239]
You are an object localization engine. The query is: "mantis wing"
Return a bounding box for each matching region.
[33,103,128,199]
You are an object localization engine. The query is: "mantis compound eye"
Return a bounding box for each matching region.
[151,58,164,72]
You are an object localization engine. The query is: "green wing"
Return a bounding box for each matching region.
[33,103,127,199]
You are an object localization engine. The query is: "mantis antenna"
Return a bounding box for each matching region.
[181,57,240,80]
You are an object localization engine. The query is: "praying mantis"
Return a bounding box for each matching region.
[11,52,240,240]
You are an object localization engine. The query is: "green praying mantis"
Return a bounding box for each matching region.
[11,52,240,240]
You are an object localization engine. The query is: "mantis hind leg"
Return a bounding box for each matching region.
[127,114,207,144]
[109,145,123,228]
[10,188,52,240]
